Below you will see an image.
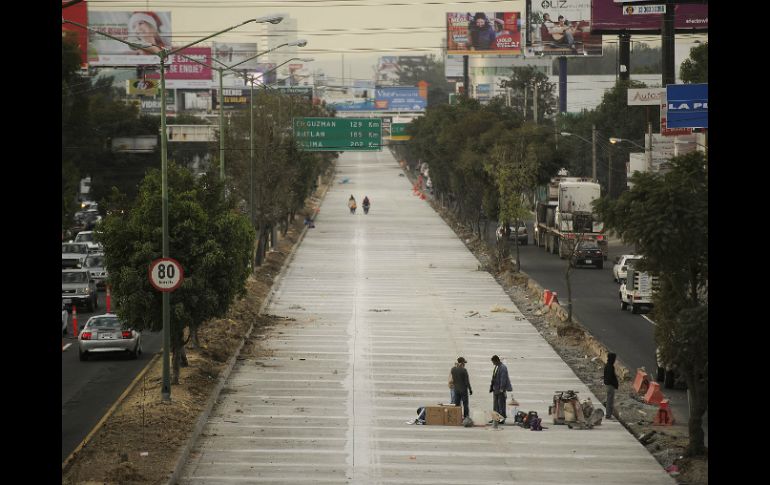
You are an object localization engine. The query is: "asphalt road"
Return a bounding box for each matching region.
[61,291,162,462]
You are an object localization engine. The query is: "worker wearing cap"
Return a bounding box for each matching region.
[451,357,473,419]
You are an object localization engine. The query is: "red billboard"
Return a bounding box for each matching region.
[61,1,88,67]
[591,0,708,34]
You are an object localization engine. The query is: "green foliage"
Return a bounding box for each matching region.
[499,66,557,121]
[556,44,662,75]
[594,152,708,454]
[397,55,452,107]
[680,43,708,84]
[99,164,256,380]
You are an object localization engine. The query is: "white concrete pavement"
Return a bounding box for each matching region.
[179,150,675,484]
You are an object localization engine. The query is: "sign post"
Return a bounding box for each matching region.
[293,117,382,152]
[149,257,184,402]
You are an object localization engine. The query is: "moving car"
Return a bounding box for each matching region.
[83,254,108,289]
[570,240,603,269]
[78,313,142,361]
[613,254,641,283]
[619,269,658,314]
[73,230,103,253]
[62,269,98,312]
[62,242,90,269]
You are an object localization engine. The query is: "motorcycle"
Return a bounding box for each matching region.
[363,203,370,214]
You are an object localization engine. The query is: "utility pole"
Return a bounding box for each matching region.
[462,55,469,98]
[619,32,630,81]
[608,147,612,198]
[592,125,597,181]
[662,0,676,86]
[533,82,539,124]
[523,85,528,121]
[558,56,567,113]
[647,121,653,172]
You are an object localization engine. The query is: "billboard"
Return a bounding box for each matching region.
[88,11,172,66]
[445,55,464,79]
[212,42,259,70]
[666,84,708,129]
[627,87,664,106]
[212,88,251,109]
[127,79,160,96]
[591,0,708,34]
[529,1,602,57]
[144,47,213,89]
[140,90,176,114]
[447,12,522,55]
[62,0,88,67]
[374,87,426,111]
[276,87,314,102]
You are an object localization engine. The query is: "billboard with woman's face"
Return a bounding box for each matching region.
[446,12,522,56]
[88,11,172,66]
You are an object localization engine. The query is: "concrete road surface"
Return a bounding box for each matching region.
[180,150,675,484]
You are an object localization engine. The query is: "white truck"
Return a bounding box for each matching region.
[619,269,658,314]
[533,174,607,259]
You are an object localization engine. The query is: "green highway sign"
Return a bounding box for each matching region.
[293,117,382,151]
[391,123,411,141]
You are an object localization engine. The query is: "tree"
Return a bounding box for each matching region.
[397,55,452,107]
[499,66,557,122]
[680,42,708,83]
[98,164,256,383]
[594,152,708,456]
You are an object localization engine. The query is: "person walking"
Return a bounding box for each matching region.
[604,352,619,419]
[451,357,473,419]
[348,195,357,214]
[489,355,512,424]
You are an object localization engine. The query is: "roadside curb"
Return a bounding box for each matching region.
[164,170,334,485]
[62,352,160,473]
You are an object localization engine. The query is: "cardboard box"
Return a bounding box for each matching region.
[425,405,463,426]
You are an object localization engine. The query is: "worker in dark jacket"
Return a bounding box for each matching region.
[489,355,513,424]
[451,357,473,418]
[604,352,619,419]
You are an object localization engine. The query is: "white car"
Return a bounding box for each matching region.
[612,254,641,283]
[62,242,90,269]
[74,231,103,253]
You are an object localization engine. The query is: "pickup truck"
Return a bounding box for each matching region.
[619,269,657,314]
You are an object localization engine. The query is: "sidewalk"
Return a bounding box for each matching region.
[179,150,676,484]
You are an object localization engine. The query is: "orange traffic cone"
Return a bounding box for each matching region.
[653,399,674,426]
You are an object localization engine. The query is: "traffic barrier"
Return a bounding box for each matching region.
[543,289,553,306]
[72,306,78,338]
[552,292,558,304]
[632,368,650,395]
[106,285,111,313]
[643,381,665,405]
[419,192,426,200]
[653,399,674,426]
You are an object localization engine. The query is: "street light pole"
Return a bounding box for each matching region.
[63,14,284,402]
[592,125,597,181]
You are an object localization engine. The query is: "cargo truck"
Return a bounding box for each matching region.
[533,173,607,259]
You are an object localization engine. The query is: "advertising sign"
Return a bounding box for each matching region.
[660,93,692,137]
[212,42,259,70]
[447,12,522,55]
[529,1,602,57]
[374,87,426,111]
[62,0,88,67]
[622,4,666,15]
[591,0,708,34]
[144,47,212,89]
[627,87,664,106]
[140,90,176,114]
[127,79,160,96]
[666,84,708,129]
[445,55,465,79]
[293,117,382,152]
[88,11,172,66]
[212,88,251,109]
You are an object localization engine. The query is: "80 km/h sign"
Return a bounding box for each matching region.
[149,258,184,292]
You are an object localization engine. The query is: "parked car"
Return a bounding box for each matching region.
[62,242,90,269]
[62,269,98,312]
[62,302,69,335]
[78,313,142,361]
[73,230,103,253]
[570,240,603,269]
[496,221,528,245]
[612,254,641,283]
[83,254,108,289]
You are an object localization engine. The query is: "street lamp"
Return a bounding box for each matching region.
[62,14,283,402]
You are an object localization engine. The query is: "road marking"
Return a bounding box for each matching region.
[641,315,656,326]
[62,343,72,351]
[62,353,159,471]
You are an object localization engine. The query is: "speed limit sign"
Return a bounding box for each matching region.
[149,258,184,292]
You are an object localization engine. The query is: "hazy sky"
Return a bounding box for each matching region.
[87,0,706,82]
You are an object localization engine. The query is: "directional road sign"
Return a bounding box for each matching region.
[293,117,382,152]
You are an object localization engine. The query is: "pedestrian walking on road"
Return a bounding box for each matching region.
[604,352,619,419]
[348,195,357,214]
[489,355,512,424]
[451,357,473,418]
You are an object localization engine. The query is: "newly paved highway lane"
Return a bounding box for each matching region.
[61,292,162,462]
[180,150,675,484]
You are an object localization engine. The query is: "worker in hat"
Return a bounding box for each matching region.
[451,357,473,419]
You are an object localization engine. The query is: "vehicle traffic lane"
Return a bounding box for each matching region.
[62,291,163,462]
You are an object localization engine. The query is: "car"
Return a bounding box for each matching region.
[570,240,603,268]
[74,208,102,230]
[613,254,641,283]
[82,254,108,290]
[619,270,658,314]
[496,221,528,245]
[62,242,90,269]
[78,313,142,361]
[73,230,103,253]
[62,302,69,335]
[62,269,98,312]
